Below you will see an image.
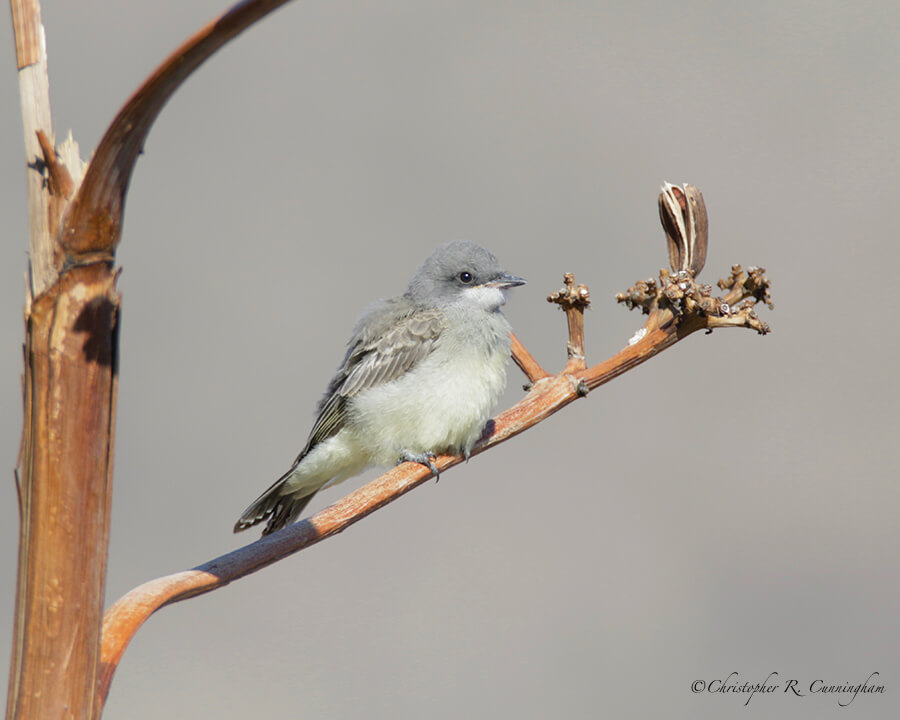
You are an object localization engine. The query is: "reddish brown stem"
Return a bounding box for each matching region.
[510,332,549,382]
[564,307,587,372]
[35,129,74,198]
[548,273,591,373]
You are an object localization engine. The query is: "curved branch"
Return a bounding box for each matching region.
[61,0,295,258]
[97,317,688,708]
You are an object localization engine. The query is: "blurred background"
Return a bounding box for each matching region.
[2,1,898,718]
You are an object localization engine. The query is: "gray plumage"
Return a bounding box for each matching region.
[235,241,524,535]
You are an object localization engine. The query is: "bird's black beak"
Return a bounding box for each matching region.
[486,272,526,289]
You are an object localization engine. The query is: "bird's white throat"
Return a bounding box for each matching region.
[464,285,507,311]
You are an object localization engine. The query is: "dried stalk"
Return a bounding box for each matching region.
[7,3,117,720]
[7,2,298,719]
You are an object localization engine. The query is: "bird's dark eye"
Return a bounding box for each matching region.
[459,271,473,284]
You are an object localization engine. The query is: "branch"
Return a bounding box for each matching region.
[548,273,591,373]
[510,332,549,383]
[97,183,773,710]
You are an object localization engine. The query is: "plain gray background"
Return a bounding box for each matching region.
[2,1,898,718]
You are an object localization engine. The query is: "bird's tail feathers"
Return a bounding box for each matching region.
[233,465,317,536]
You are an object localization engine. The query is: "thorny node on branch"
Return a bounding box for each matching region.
[547,272,591,311]
[719,264,774,310]
[547,272,591,371]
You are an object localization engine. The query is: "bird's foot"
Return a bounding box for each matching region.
[397,451,440,481]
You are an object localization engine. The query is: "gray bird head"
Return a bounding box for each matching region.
[406,240,525,311]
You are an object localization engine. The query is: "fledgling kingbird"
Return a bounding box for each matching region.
[234,240,525,535]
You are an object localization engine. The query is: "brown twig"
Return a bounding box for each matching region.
[510,332,549,384]
[35,129,74,198]
[548,272,591,373]
[34,130,75,251]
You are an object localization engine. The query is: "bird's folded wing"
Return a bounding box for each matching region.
[297,308,444,459]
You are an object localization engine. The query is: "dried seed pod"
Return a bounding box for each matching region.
[658,182,708,276]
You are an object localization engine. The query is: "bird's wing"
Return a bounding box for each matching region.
[296,305,444,460]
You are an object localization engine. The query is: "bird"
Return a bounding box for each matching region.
[234,240,525,535]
